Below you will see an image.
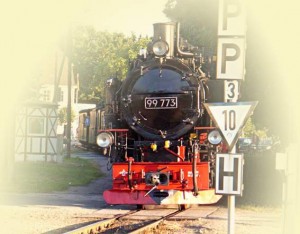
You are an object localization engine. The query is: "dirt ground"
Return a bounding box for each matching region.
[0,151,283,234]
[0,204,282,233]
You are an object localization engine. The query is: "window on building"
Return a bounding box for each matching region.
[28,117,45,135]
[43,90,50,102]
[74,88,78,103]
[60,90,64,102]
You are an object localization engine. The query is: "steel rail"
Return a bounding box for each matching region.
[128,208,187,234]
[63,210,139,234]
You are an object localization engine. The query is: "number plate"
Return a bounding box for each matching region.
[145,97,178,109]
[224,80,239,102]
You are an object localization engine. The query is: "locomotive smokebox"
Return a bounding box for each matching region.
[153,22,176,58]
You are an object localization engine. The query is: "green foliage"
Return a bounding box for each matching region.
[243,117,269,138]
[164,0,218,51]
[243,117,256,137]
[255,128,269,139]
[71,26,150,103]
[57,107,76,125]
[4,157,103,193]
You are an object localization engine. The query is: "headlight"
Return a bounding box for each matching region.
[96,132,114,148]
[152,40,169,57]
[208,130,222,145]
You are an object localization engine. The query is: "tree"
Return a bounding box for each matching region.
[243,117,256,138]
[58,107,76,125]
[71,26,150,104]
[164,0,218,52]
[243,117,268,139]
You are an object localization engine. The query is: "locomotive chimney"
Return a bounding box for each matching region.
[153,22,176,58]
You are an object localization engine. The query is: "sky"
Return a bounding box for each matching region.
[2,0,169,64]
[0,0,169,104]
[75,0,170,35]
[3,0,169,55]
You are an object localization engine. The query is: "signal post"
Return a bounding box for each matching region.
[205,1,256,234]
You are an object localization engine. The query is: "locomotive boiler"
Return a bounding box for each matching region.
[90,22,224,206]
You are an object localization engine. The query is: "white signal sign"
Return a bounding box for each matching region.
[216,153,244,195]
[224,80,239,102]
[217,0,246,80]
[216,37,246,80]
[204,102,257,150]
[218,0,246,36]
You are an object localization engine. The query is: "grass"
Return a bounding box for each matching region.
[3,157,103,193]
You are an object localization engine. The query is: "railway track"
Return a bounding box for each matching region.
[128,208,184,234]
[64,207,188,234]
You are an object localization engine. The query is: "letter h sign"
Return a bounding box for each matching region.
[215,153,244,195]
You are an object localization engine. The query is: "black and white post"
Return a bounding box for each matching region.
[217,1,247,233]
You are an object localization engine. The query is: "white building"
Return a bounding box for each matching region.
[38,50,79,107]
[15,102,59,162]
[37,50,91,140]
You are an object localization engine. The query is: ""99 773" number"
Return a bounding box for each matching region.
[145,97,177,109]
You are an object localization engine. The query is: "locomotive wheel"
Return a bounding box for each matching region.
[136,204,145,210]
[140,205,157,210]
[179,204,190,210]
[137,204,191,210]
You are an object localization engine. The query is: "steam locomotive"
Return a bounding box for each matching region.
[78,22,225,206]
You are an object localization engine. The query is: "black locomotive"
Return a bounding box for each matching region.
[78,22,224,206]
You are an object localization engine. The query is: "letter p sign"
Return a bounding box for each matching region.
[216,0,246,80]
[217,38,245,80]
[218,0,246,36]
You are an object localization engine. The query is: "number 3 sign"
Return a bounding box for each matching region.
[224,80,239,102]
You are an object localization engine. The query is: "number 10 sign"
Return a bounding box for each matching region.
[204,102,258,150]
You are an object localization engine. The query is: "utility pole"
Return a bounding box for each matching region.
[66,27,72,158]
[52,53,65,104]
